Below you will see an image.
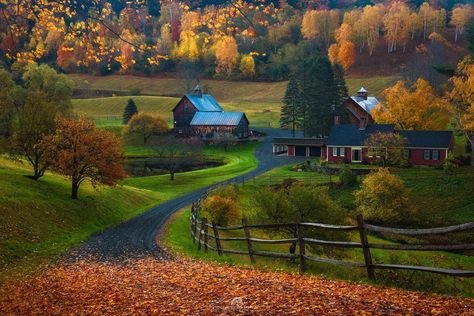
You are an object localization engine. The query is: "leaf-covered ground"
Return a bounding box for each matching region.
[1,258,472,315]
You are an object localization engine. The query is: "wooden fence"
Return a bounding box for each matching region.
[190,200,474,281]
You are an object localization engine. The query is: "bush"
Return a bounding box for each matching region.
[338,165,357,188]
[355,168,412,224]
[453,155,472,166]
[202,195,240,226]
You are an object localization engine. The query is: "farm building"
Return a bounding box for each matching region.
[172,86,250,139]
[323,123,453,166]
[272,138,326,157]
[343,87,378,125]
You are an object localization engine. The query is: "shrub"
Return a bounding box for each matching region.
[338,165,357,188]
[202,195,240,226]
[354,168,412,224]
[453,155,472,166]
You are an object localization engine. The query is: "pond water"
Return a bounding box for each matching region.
[124,157,224,177]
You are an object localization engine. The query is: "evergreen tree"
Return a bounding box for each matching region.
[332,63,349,122]
[280,75,302,137]
[301,56,336,137]
[123,98,138,124]
[148,0,160,16]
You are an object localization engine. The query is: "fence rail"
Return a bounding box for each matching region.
[190,201,474,280]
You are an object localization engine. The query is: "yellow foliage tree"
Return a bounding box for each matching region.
[215,35,238,75]
[173,30,200,61]
[450,4,474,42]
[449,57,474,149]
[328,23,356,70]
[239,54,255,79]
[301,9,339,48]
[372,79,449,130]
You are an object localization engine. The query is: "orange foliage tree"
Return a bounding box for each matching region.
[215,36,238,76]
[372,79,449,130]
[43,117,126,199]
[124,112,169,144]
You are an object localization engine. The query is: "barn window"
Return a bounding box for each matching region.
[423,150,430,160]
[432,150,439,160]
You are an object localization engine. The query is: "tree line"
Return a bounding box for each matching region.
[0,0,473,81]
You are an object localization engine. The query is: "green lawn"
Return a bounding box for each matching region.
[124,142,259,200]
[0,157,161,280]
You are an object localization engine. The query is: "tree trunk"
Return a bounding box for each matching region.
[170,171,175,181]
[71,180,79,199]
[289,241,297,255]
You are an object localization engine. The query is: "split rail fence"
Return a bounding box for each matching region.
[190,200,474,281]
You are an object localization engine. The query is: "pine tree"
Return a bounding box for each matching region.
[280,75,302,137]
[123,99,138,124]
[301,56,336,137]
[332,63,349,123]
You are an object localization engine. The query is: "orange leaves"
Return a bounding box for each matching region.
[0,258,473,315]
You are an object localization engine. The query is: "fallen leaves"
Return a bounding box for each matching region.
[0,258,472,315]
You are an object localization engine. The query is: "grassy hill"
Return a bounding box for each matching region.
[0,157,161,280]
[70,74,397,128]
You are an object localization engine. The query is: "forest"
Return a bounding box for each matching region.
[0,0,473,81]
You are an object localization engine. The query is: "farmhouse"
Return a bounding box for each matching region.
[344,87,378,125]
[172,86,250,139]
[272,87,453,166]
[322,123,453,166]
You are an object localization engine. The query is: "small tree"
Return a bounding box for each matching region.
[124,112,168,144]
[254,184,349,257]
[152,136,203,180]
[339,165,357,188]
[280,75,302,137]
[364,132,408,167]
[44,117,126,199]
[355,169,412,224]
[122,98,138,124]
[202,195,240,226]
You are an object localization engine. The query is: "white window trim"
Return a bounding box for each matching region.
[351,147,362,162]
[339,147,345,157]
[332,147,338,157]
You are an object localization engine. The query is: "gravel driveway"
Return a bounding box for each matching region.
[68,128,303,261]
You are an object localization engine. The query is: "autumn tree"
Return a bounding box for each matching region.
[384,1,411,53]
[450,4,474,42]
[301,9,340,49]
[202,195,240,226]
[122,99,138,124]
[372,79,449,130]
[355,168,412,224]
[12,64,73,180]
[215,36,238,76]
[124,112,168,144]
[448,57,474,151]
[43,117,126,199]
[254,184,349,257]
[363,132,408,167]
[239,55,256,79]
[280,75,302,137]
[0,69,17,144]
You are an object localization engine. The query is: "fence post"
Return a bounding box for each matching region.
[191,204,196,244]
[212,221,223,256]
[203,218,209,253]
[242,217,256,263]
[197,218,205,251]
[296,213,306,273]
[357,214,376,281]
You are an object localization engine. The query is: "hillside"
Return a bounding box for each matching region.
[0,157,160,279]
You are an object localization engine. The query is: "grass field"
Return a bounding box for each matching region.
[165,183,474,297]
[0,157,161,280]
[124,142,259,200]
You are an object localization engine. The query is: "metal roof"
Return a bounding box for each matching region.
[190,112,245,126]
[350,96,379,114]
[398,130,453,149]
[185,94,224,112]
[358,87,368,93]
[272,137,326,146]
[327,124,395,146]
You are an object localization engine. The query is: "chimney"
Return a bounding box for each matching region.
[193,85,203,97]
[359,116,367,130]
[357,87,368,100]
[334,116,341,125]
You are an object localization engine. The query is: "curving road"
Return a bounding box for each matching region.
[68,128,303,261]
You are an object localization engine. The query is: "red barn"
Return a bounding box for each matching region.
[172,86,249,138]
[344,87,378,125]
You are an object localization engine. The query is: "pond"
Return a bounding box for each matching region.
[124,157,224,177]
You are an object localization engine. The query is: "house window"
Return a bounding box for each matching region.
[339,147,345,157]
[423,150,430,160]
[332,147,338,157]
[404,149,410,160]
[432,150,439,160]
